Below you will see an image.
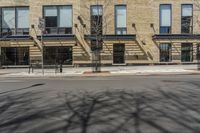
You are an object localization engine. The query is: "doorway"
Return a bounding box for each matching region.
[113,44,125,64]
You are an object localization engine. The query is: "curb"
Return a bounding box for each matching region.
[0,71,200,78]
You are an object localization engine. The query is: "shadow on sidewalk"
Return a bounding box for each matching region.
[0,83,200,133]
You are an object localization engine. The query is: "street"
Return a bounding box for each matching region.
[0,75,200,133]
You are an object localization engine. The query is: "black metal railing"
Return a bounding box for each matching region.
[0,28,29,37]
[45,27,72,35]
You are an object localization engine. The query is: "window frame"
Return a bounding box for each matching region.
[43,5,73,35]
[159,43,172,62]
[181,43,193,62]
[1,47,30,65]
[0,6,29,36]
[181,4,193,34]
[159,4,172,34]
[90,5,103,35]
[115,4,127,35]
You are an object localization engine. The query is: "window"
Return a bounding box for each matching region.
[90,5,103,51]
[181,4,193,34]
[181,43,193,62]
[160,44,172,62]
[44,5,72,34]
[43,46,72,65]
[115,5,127,35]
[91,5,103,35]
[160,4,171,34]
[197,44,200,60]
[91,39,103,51]
[1,7,29,36]
[1,47,29,65]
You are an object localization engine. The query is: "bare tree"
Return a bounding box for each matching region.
[78,0,113,72]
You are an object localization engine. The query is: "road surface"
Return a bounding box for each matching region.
[0,75,200,133]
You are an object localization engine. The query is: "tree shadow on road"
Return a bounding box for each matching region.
[0,85,200,133]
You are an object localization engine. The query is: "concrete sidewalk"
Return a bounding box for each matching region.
[0,65,199,77]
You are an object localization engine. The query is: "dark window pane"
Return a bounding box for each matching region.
[91,40,103,51]
[181,43,193,62]
[181,16,192,33]
[160,26,171,34]
[44,6,72,35]
[197,44,200,60]
[43,46,72,65]
[91,5,103,35]
[45,16,57,27]
[91,15,103,35]
[181,4,193,34]
[1,28,15,36]
[160,44,172,62]
[1,47,29,65]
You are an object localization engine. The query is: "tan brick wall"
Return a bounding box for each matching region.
[0,0,200,66]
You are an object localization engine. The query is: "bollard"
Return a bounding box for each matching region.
[60,63,63,73]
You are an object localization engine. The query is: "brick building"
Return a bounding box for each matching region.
[0,0,200,67]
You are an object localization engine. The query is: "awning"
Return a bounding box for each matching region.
[153,34,200,40]
[0,35,31,41]
[84,34,136,41]
[37,34,75,41]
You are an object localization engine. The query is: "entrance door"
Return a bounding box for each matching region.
[113,44,125,64]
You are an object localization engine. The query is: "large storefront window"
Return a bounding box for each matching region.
[1,7,29,36]
[115,5,127,35]
[181,43,193,62]
[43,46,72,65]
[1,47,29,65]
[44,5,72,34]
[181,4,193,34]
[160,4,171,34]
[160,43,172,62]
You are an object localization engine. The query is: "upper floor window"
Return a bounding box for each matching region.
[1,7,29,36]
[181,4,193,34]
[160,4,171,34]
[115,5,127,35]
[44,5,72,35]
[90,5,103,35]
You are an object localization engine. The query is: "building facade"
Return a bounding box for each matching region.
[0,0,200,67]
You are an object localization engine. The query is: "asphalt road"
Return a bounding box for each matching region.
[0,75,200,133]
